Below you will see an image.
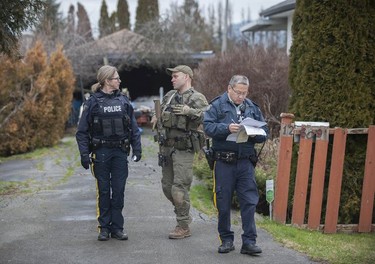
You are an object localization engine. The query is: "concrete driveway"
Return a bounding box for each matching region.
[0,128,319,264]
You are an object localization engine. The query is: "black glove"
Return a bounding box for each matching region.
[81,154,91,169]
[132,151,141,162]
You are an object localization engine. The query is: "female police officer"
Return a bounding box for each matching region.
[203,75,268,255]
[76,65,142,241]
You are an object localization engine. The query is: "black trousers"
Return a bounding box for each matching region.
[92,147,128,233]
[214,158,259,246]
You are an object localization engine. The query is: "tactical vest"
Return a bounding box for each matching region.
[90,94,130,140]
[161,90,199,132]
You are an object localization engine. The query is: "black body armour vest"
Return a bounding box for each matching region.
[91,95,130,140]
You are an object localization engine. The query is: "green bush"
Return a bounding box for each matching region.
[289,1,375,224]
[192,140,278,215]
[192,151,213,191]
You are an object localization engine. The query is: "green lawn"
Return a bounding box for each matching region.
[190,184,375,264]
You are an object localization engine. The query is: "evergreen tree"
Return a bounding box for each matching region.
[34,0,63,40]
[134,0,159,32]
[0,41,75,155]
[117,0,130,30]
[289,0,375,223]
[67,4,75,34]
[0,0,45,56]
[109,12,118,34]
[181,0,213,51]
[77,2,94,41]
[33,0,66,54]
[99,0,112,38]
[42,44,75,142]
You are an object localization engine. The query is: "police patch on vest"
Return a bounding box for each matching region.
[104,105,122,113]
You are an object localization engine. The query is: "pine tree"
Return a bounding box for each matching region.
[109,12,118,34]
[289,0,375,223]
[134,0,159,32]
[117,0,130,30]
[181,0,213,51]
[99,0,112,38]
[77,2,94,41]
[0,0,45,56]
[67,4,75,34]
[34,0,63,40]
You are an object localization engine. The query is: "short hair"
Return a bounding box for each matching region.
[229,75,249,87]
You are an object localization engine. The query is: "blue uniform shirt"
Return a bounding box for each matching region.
[203,92,268,157]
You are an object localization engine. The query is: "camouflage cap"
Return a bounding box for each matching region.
[166,65,193,79]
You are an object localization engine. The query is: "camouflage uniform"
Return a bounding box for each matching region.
[158,87,208,229]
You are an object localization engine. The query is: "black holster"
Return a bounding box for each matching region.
[203,147,215,170]
[158,153,168,167]
[249,154,258,167]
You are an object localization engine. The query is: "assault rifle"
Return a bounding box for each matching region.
[153,99,167,166]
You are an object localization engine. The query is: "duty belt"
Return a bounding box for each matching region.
[214,151,254,163]
[92,138,129,148]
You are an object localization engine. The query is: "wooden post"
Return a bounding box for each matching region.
[358,125,375,232]
[324,128,347,233]
[291,125,313,226]
[307,127,329,230]
[274,113,294,224]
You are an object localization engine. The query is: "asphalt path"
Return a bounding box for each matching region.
[0,128,319,264]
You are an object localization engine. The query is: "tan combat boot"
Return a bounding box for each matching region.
[168,226,191,239]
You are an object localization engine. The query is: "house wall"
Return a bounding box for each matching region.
[287,11,294,54]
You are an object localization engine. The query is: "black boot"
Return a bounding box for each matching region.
[97,230,110,241]
[218,241,235,253]
[111,231,128,240]
[240,244,262,255]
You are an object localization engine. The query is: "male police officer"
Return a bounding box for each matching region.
[76,65,142,241]
[151,65,208,239]
[203,75,268,255]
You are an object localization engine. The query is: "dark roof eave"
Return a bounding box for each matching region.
[240,18,287,33]
[260,0,296,17]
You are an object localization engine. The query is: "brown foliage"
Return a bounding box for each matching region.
[0,41,75,156]
[194,45,290,138]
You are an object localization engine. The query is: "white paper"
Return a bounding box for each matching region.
[240,117,267,128]
[226,117,266,143]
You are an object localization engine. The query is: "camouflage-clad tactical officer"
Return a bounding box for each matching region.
[151,65,208,239]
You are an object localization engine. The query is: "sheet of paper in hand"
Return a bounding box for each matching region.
[226,117,267,143]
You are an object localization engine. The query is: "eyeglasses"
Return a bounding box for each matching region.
[109,77,121,81]
[230,86,248,97]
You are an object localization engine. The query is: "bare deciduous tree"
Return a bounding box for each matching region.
[194,45,290,138]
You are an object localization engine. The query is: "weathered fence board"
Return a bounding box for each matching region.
[274,113,294,224]
[307,131,329,230]
[358,126,375,232]
[274,114,374,233]
[324,128,347,233]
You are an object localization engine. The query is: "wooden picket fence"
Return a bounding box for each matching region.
[273,113,374,233]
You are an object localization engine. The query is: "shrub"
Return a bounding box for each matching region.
[194,44,290,138]
[0,41,75,156]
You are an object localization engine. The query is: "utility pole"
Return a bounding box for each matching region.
[221,0,228,53]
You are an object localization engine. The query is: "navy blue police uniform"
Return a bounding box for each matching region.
[203,93,268,250]
[76,89,141,236]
